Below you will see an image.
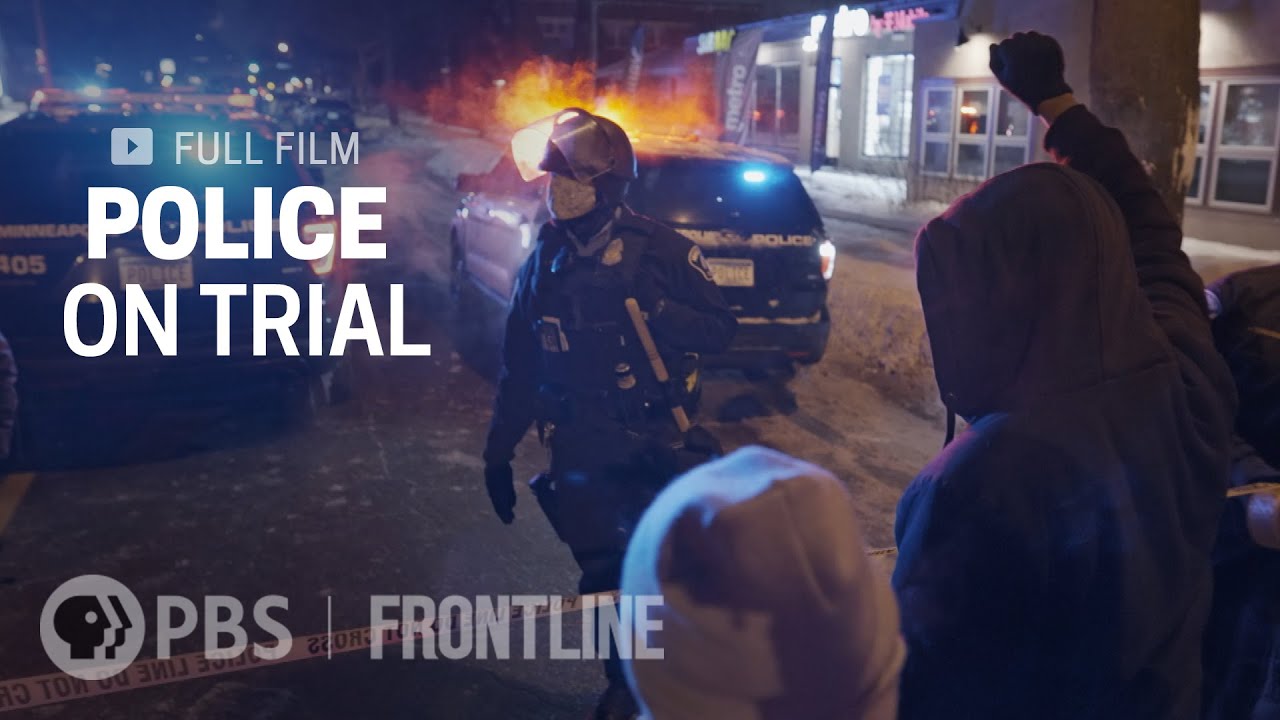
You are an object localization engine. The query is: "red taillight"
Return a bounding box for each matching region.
[302,218,339,275]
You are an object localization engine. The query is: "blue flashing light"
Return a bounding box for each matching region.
[742,168,767,183]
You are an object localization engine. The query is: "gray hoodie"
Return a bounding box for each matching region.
[621,446,903,720]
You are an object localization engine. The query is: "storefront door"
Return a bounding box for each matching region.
[752,63,802,156]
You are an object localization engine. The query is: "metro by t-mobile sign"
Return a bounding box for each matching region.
[719,27,764,145]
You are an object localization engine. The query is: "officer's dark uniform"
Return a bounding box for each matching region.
[482,109,734,718]
[483,209,735,692]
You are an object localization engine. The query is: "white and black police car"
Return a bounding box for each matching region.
[451,135,834,368]
[0,108,348,460]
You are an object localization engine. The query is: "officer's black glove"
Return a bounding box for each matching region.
[989,32,1073,115]
[484,463,516,524]
[632,273,667,318]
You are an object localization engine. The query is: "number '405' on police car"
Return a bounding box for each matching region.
[451,135,834,367]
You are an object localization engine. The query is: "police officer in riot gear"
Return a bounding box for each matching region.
[482,108,736,720]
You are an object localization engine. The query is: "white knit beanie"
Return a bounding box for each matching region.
[621,446,904,720]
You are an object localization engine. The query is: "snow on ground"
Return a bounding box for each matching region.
[798,167,948,233]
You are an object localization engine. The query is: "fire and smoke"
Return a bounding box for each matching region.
[427,58,717,139]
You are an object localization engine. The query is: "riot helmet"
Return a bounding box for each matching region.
[511,108,636,221]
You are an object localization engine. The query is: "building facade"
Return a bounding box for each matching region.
[687,1,957,172]
[685,0,1280,244]
[913,0,1280,245]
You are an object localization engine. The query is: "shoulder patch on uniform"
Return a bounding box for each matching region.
[688,245,715,283]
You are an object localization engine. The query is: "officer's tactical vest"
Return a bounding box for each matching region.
[532,225,652,400]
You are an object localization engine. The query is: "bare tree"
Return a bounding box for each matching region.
[1089,0,1201,218]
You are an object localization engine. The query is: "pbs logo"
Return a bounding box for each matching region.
[40,575,144,680]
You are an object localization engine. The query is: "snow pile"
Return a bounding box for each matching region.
[798,167,947,234]
[1184,237,1280,263]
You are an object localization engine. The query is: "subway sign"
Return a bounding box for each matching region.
[696,28,736,55]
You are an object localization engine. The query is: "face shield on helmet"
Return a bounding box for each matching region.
[511,108,638,222]
[510,108,638,184]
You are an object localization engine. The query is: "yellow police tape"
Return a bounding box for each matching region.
[2,481,1273,711]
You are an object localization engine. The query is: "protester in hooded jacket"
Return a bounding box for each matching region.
[621,446,904,720]
[1202,438,1280,720]
[1202,269,1280,720]
[0,330,15,462]
[892,32,1237,720]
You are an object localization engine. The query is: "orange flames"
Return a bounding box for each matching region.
[427,58,717,141]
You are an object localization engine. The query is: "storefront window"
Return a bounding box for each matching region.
[958,89,990,136]
[924,87,952,134]
[1214,157,1273,206]
[778,65,801,137]
[920,82,1030,182]
[955,142,987,179]
[991,89,1030,175]
[754,66,777,136]
[993,145,1027,176]
[1191,78,1280,211]
[1188,83,1214,202]
[1197,83,1213,144]
[862,54,914,158]
[923,141,949,174]
[1220,83,1280,148]
[921,84,953,177]
[826,58,843,161]
[997,90,1029,137]
[752,64,801,151]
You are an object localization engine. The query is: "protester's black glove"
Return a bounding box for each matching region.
[484,463,516,524]
[989,32,1074,115]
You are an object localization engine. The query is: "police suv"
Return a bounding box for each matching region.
[451,135,833,367]
[0,110,347,458]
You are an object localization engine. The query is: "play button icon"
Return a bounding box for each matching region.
[111,127,153,165]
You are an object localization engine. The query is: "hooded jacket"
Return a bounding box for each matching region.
[893,105,1236,719]
[622,446,904,720]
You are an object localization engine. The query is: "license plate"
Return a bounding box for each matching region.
[118,256,194,290]
[707,258,755,287]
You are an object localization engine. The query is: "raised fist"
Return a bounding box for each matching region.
[989,31,1074,115]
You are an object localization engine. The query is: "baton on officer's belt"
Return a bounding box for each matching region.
[624,297,692,433]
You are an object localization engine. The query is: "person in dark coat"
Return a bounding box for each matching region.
[1203,438,1280,720]
[892,32,1236,719]
[482,109,736,720]
[1202,268,1280,720]
[0,330,15,462]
